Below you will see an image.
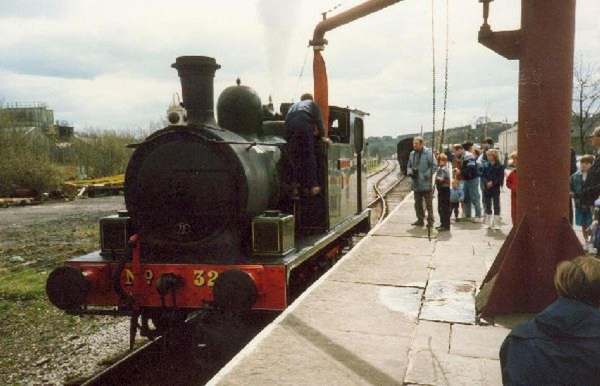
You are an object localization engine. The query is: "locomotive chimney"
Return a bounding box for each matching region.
[171,56,221,126]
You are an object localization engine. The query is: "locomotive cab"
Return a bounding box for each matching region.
[282,105,368,235]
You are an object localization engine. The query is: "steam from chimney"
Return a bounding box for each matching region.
[257,0,302,107]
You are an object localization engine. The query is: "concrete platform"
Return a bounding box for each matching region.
[207,188,547,385]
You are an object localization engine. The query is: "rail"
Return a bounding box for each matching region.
[367,161,405,223]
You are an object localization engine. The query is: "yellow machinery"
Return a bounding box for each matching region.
[64,174,125,198]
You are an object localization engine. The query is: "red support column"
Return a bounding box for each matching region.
[477,0,585,316]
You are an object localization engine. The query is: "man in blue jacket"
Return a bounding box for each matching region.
[407,136,437,227]
[285,93,325,196]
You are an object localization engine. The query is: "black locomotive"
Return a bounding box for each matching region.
[46,56,371,360]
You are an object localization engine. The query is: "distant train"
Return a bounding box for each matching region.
[397,137,413,176]
[46,56,371,361]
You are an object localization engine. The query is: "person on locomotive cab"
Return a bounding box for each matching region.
[435,153,451,231]
[285,93,326,197]
[481,149,504,230]
[583,126,600,207]
[500,256,600,385]
[453,141,483,222]
[407,136,437,227]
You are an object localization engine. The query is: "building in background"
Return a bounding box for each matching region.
[498,123,518,159]
[2,102,74,141]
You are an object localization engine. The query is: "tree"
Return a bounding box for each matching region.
[573,55,600,154]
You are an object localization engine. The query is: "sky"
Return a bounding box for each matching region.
[0,0,598,137]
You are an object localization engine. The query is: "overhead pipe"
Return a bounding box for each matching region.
[310,0,404,48]
[309,0,404,137]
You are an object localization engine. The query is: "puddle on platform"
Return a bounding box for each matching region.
[377,286,423,321]
[420,280,476,324]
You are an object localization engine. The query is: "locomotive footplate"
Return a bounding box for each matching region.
[53,210,370,315]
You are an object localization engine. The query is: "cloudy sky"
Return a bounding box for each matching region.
[0,0,598,137]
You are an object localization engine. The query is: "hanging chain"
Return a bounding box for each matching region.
[439,0,449,152]
[431,0,436,153]
[322,0,353,17]
[431,0,451,152]
[430,0,437,193]
[293,46,311,101]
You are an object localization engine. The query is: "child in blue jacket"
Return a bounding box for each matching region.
[449,179,464,221]
[481,149,505,230]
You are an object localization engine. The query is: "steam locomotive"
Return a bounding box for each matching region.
[45,56,370,355]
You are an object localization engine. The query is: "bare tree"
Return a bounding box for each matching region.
[573,55,600,154]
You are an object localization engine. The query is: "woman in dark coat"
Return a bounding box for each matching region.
[500,256,600,385]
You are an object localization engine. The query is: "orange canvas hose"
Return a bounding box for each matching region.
[313,50,329,137]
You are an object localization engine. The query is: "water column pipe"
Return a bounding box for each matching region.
[309,0,404,137]
[476,0,585,316]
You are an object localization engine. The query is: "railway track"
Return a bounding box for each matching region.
[367,160,410,223]
[80,311,274,385]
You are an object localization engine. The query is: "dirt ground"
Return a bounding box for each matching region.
[1,196,125,273]
[0,196,142,384]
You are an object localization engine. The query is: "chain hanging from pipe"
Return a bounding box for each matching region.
[431,0,450,153]
[431,0,436,153]
[293,46,311,101]
[322,0,353,17]
[439,0,450,152]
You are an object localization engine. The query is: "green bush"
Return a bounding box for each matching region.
[71,129,138,178]
[0,129,68,196]
[0,108,148,194]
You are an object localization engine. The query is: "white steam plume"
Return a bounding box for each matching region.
[257,0,303,109]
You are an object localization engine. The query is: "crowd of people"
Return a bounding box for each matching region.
[406,136,517,232]
[406,131,600,385]
[405,127,600,256]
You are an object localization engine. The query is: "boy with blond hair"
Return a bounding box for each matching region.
[435,153,451,231]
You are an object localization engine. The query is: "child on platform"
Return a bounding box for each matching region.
[570,154,595,250]
[481,149,505,230]
[450,179,464,222]
[506,151,518,226]
[435,153,451,231]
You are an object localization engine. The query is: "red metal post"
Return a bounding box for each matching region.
[477,0,584,316]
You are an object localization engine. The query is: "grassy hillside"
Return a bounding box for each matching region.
[367,122,513,158]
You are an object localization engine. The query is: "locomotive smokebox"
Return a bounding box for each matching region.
[171,56,221,126]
